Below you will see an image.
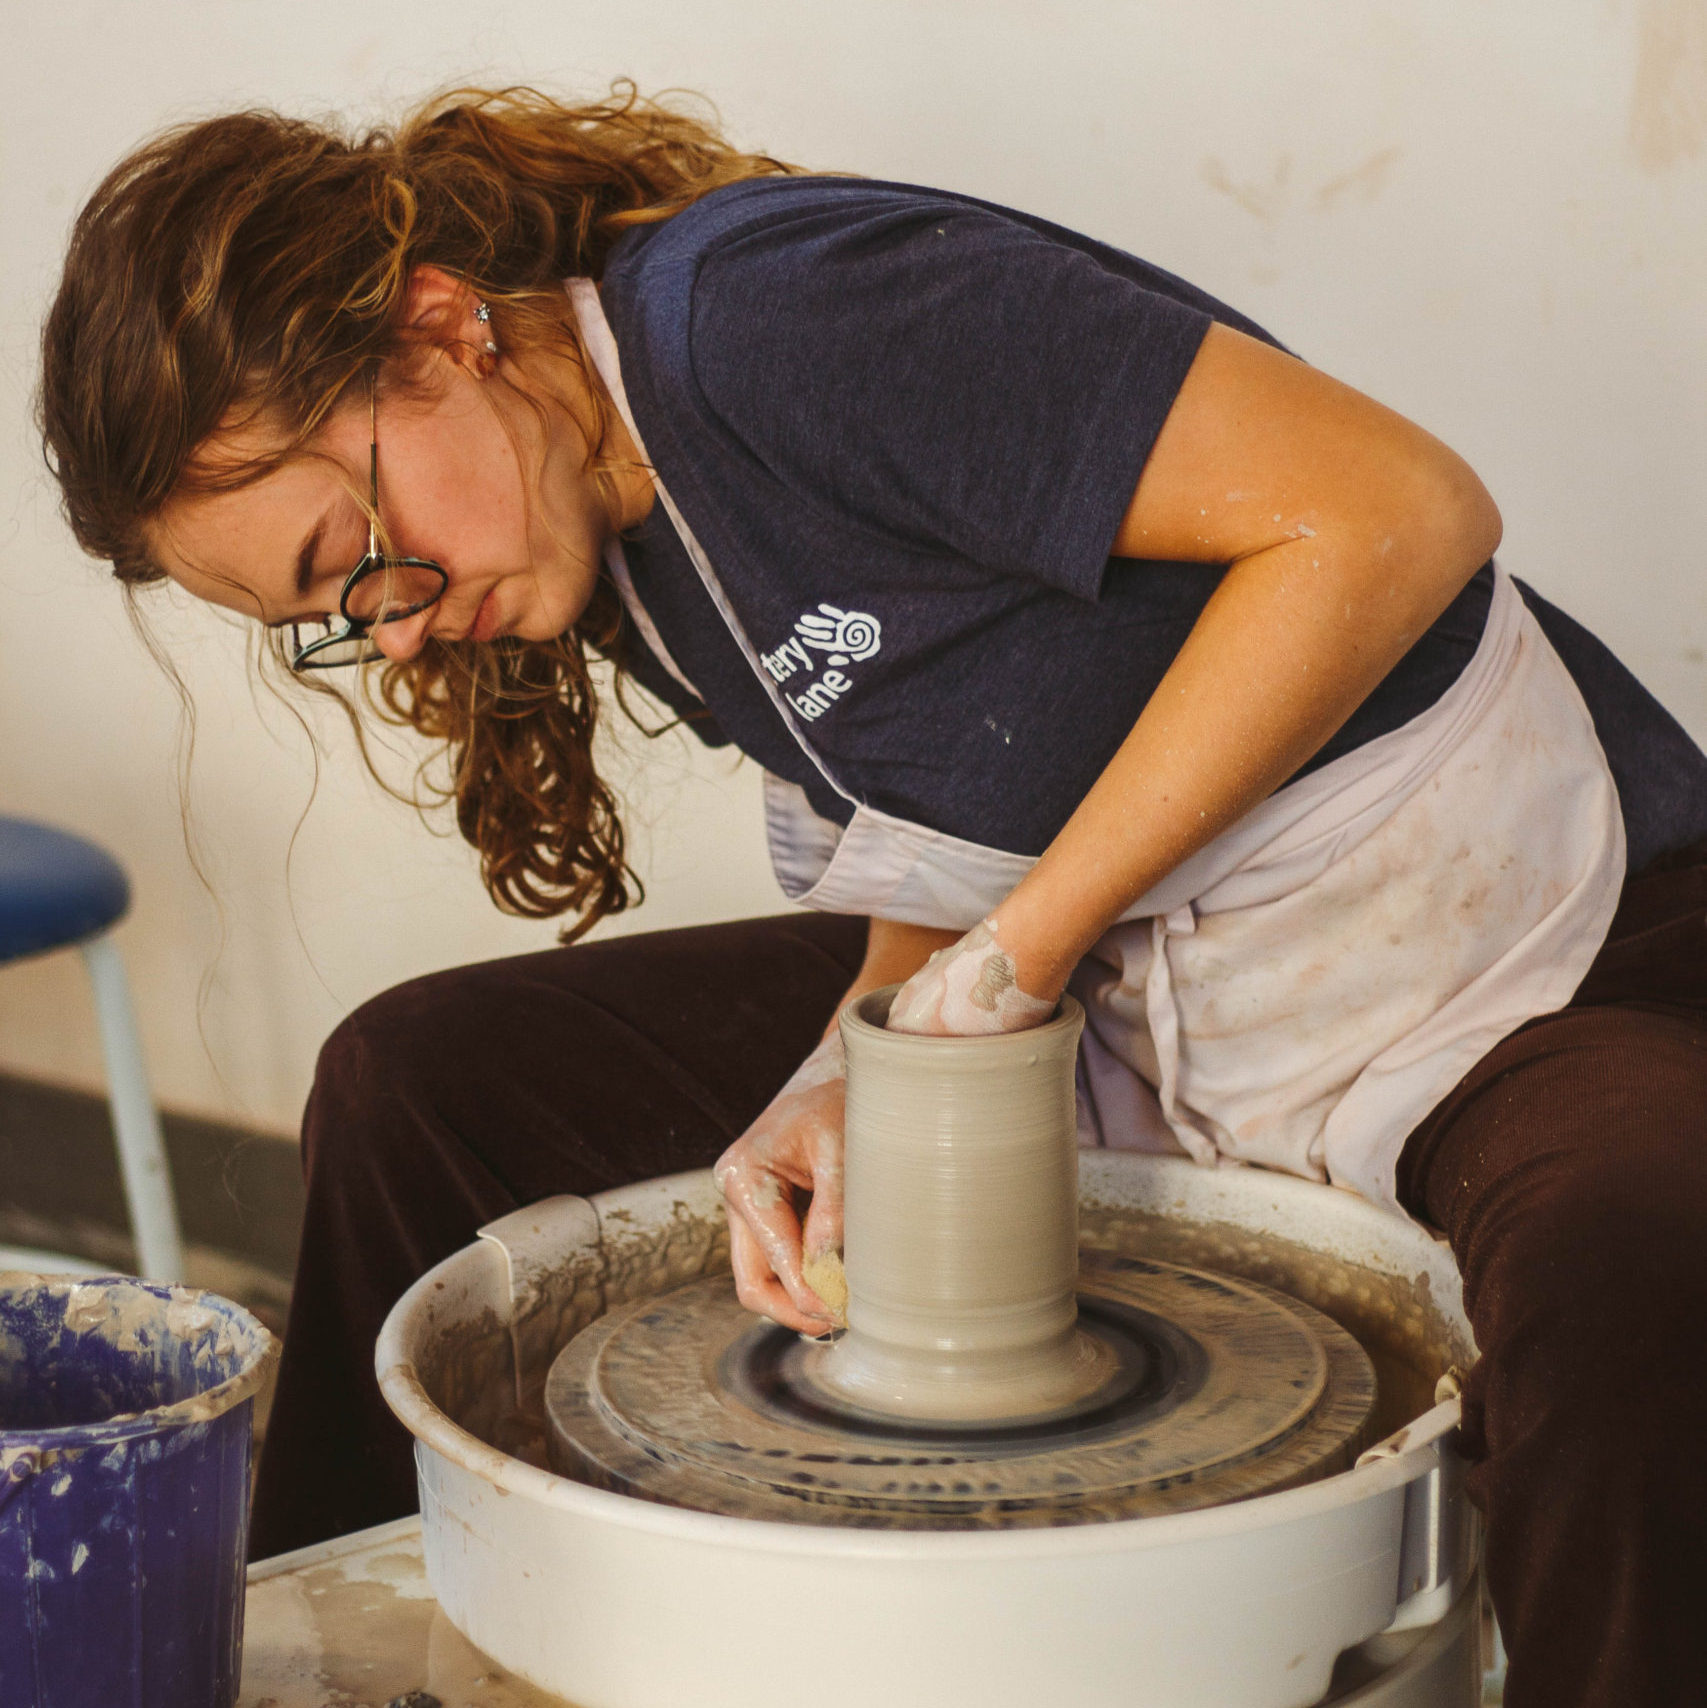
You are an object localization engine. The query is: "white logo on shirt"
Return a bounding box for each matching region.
[760,604,882,722]
[795,604,881,665]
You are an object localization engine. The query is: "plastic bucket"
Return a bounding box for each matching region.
[0,1272,278,1708]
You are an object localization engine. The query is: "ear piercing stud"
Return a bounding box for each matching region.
[474,300,498,354]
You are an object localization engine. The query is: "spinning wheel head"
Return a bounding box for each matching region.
[545,1251,1378,1530]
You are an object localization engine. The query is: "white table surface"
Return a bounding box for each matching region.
[242,1517,576,1707]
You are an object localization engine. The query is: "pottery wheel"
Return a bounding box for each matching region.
[544,1252,1377,1530]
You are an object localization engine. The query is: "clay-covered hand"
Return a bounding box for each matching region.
[713,1035,847,1335]
[884,916,1055,1037]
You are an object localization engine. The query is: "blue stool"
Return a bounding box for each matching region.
[0,817,184,1281]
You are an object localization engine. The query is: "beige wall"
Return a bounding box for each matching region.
[4,0,1706,1135]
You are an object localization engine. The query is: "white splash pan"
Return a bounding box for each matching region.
[377,1153,1480,1708]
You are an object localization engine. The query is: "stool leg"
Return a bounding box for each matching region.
[80,934,185,1282]
[1485,1610,1508,1702]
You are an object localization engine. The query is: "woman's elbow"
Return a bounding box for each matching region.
[1373,445,1503,614]
[1430,449,1504,579]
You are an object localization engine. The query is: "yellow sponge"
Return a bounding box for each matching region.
[801,1249,849,1327]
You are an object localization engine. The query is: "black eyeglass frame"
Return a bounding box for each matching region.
[286,380,449,671]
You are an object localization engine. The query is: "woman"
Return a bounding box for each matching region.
[40,83,1707,1707]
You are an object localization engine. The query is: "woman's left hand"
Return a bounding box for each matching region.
[885,915,1056,1036]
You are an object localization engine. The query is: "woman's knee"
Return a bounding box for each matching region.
[1460,1068,1707,1435]
[300,964,499,1187]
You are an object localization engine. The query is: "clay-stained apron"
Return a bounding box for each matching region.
[567,277,1624,1218]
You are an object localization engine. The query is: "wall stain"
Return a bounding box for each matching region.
[1201,146,1403,223]
[1315,146,1404,211]
[1632,0,1707,170]
[1202,153,1293,222]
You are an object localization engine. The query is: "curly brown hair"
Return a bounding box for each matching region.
[39,82,804,938]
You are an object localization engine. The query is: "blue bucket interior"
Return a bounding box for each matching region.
[0,1279,248,1433]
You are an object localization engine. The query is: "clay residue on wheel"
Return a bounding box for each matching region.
[543,1257,1378,1529]
[1077,1206,1469,1440]
[597,1199,731,1309]
[424,1201,731,1465]
[508,1245,605,1428]
[435,1196,1458,1480]
[417,1306,519,1451]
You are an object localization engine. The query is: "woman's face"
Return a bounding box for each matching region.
[152,295,644,662]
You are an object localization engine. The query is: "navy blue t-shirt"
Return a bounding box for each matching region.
[599,175,1707,875]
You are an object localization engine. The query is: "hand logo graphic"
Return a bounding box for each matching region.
[795,604,882,667]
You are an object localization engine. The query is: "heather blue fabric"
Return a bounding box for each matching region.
[597,175,1707,871]
[1513,582,1707,873]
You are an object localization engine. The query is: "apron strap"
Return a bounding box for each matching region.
[602,537,701,699]
[568,278,865,814]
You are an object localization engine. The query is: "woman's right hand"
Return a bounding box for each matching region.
[714,1034,847,1335]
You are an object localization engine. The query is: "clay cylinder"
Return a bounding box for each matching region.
[817,987,1099,1424]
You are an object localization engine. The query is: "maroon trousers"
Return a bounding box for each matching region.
[252,858,1707,1708]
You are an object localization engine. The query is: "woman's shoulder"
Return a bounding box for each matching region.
[601,171,1280,395]
[607,173,1015,272]
[596,171,1257,592]
[610,172,1249,292]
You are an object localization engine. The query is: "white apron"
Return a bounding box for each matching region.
[568,278,1626,1218]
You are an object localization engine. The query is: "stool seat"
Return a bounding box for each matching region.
[0,816,131,964]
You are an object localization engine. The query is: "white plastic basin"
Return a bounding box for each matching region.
[377,1153,1482,1708]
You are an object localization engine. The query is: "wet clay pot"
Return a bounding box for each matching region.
[817,989,1108,1423]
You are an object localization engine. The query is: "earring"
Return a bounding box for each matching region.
[474,300,498,355]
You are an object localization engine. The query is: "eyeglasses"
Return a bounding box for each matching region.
[283,381,448,670]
